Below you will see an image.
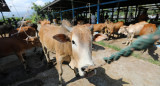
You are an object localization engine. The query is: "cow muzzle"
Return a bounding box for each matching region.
[82,66,96,77]
[75,65,96,78]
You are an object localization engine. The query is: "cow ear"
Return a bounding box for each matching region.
[93,33,108,42]
[53,34,71,43]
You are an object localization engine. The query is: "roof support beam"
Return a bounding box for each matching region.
[48,0,128,13]
[71,0,75,25]
[135,5,138,18]
[60,11,63,21]
[125,6,129,23]
[97,0,100,24]
[116,3,120,22]
[1,11,5,22]
[53,12,55,19]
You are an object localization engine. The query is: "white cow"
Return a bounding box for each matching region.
[118,21,149,45]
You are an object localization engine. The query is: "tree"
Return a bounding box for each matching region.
[30,2,50,23]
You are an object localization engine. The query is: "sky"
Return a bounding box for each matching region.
[0,0,54,19]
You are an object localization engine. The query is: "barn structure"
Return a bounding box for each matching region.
[0,0,10,23]
[41,0,160,24]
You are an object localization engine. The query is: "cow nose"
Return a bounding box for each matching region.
[81,66,88,72]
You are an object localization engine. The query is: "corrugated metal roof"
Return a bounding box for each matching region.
[41,0,160,12]
[0,0,10,12]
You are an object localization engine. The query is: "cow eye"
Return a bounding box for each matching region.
[72,40,75,45]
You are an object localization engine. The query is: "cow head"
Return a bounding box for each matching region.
[40,20,50,25]
[118,26,128,35]
[53,23,96,77]
[25,36,41,47]
[105,21,114,34]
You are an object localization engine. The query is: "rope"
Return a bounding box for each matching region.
[13,0,37,37]
[103,26,160,64]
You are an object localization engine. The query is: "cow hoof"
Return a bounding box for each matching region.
[58,82,63,86]
[47,62,53,68]
[75,74,80,77]
[74,68,80,77]
[25,68,31,74]
[122,42,126,44]
[58,84,62,86]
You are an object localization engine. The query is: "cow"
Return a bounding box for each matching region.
[139,24,157,53]
[9,26,36,39]
[92,23,106,33]
[52,19,58,26]
[17,20,32,27]
[0,24,14,38]
[28,23,38,36]
[39,20,96,85]
[105,21,124,39]
[118,21,149,45]
[139,24,157,36]
[77,20,85,25]
[0,36,41,71]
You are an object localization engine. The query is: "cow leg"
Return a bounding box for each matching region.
[104,28,107,35]
[33,47,37,52]
[42,46,51,63]
[125,34,130,45]
[0,34,3,38]
[16,52,29,71]
[56,54,64,85]
[4,34,6,37]
[129,33,134,46]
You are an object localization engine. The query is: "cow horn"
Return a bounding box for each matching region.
[63,24,72,32]
[88,24,93,31]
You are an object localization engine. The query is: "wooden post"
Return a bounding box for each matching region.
[117,6,120,22]
[97,0,100,24]
[111,8,114,21]
[71,0,75,25]
[135,5,138,19]
[60,11,62,21]
[1,11,5,22]
[125,6,129,23]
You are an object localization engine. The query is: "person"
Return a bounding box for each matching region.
[12,15,17,29]
[7,18,12,24]
[137,9,149,22]
[91,12,96,24]
[154,14,159,21]
[105,13,109,20]
[128,13,133,22]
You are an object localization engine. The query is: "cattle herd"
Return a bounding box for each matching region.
[0,18,159,85]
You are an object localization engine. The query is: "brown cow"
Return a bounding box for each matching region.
[92,23,106,33]
[0,24,14,38]
[0,36,41,71]
[39,20,96,85]
[139,24,157,53]
[17,20,32,27]
[139,24,157,36]
[105,21,124,39]
[9,26,36,39]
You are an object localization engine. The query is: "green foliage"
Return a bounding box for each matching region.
[95,41,121,51]
[30,2,50,23]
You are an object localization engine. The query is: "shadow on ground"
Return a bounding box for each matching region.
[92,44,105,51]
[0,52,58,86]
[145,45,160,61]
[65,67,129,86]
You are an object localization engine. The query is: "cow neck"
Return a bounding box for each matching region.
[15,37,34,50]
